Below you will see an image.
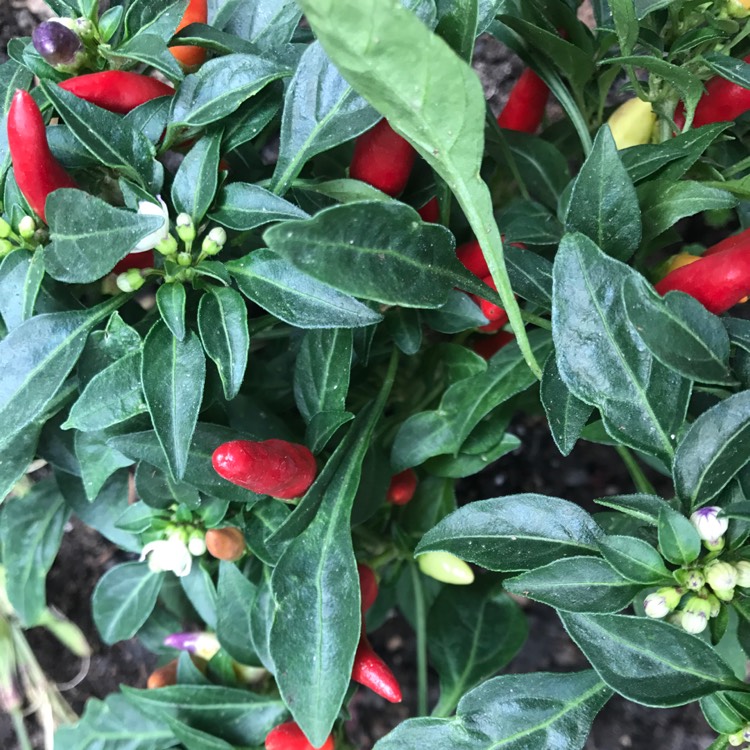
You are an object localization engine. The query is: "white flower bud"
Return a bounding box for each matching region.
[207,227,227,246]
[644,587,681,619]
[680,596,712,635]
[18,215,36,239]
[705,561,738,591]
[735,561,750,587]
[133,197,169,252]
[690,506,728,543]
[176,213,196,243]
[188,536,207,556]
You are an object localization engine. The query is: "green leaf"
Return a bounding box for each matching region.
[703,52,750,91]
[594,493,674,525]
[504,244,554,308]
[422,290,489,334]
[505,556,641,613]
[197,287,249,401]
[559,611,745,706]
[180,563,218,630]
[428,581,527,717]
[0,295,124,444]
[610,0,638,56]
[271,41,379,194]
[216,562,260,667]
[374,671,612,750]
[565,126,641,261]
[265,202,485,308]
[142,322,206,480]
[598,535,672,584]
[171,130,222,223]
[673,391,750,510]
[40,82,161,191]
[392,332,551,470]
[92,562,164,644]
[435,0,479,60]
[76,431,134,502]
[299,0,539,375]
[552,233,688,463]
[700,692,747,735]
[0,479,69,625]
[109,33,185,83]
[209,182,308,230]
[416,494,604,572]
[623,279,732,385]
[228,248,383,329]
[156,284,187,342]
[45,189,164,283]
[657,506,701,565]
[54,693,176,750]
[0,249,44,330]
[540,354,593,456]
[0,422,41,503]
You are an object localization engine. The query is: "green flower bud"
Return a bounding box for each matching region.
[74,17,95,41]
[735,560,750,587]
[18,215,36,240]
[713,586,735,602]
[417,551,474,585]
[155,234,179,256]
[680,596,712,634]
[0,240,12,257]
[704,536,725,552]
[727,0,750,18]
[644,587,682,618]
[707,593,721,618]
[705,561,738,591]
[176,213,196,243]
[675,568,705,591]
[0,217,11,239]
[177,251,192,267]
[728,730,745,746]
[116,269,145,293]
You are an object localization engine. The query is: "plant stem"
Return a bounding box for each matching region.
[615,445,656,495]
[520,311,551,330]
[410,562,428,717]
[10,709,32,750]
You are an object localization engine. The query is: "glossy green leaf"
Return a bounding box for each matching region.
[700,692,747,735]
[271,41,379,194]
[374,670,611,750]
[92,562,164,644]
[504,244,554,308]
[197,287,249,401]
[0,249,44,330]
[0,479,69,625]
[594,493,674,525]
[552,232,688,463]
[416,494,604,572]
[623,280,732,385]
[428,581,527,717]
[560,611,745,706]
[142,322,206,480]
[228,248,382,328]
[0,422,41,503]
[209,183,308,230]
[657,506,701,565]
[216,562,260,667]
[674,391,750,510]
[172,130,222,222]
[156,283,187,342]
[598,535,672,584]
[76,431,134,501]
[565,126,641,261]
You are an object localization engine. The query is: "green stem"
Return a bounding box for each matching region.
[10,709,32,750]
[615,445,656,495]
[410,562,428,717]
[520,311,551,330]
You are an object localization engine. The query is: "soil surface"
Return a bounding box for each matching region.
[0,3,718,749]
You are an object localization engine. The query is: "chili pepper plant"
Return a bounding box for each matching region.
[5,0,750,748]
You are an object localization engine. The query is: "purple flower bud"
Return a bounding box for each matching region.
[32,21,82,66]
[164,631,220,660]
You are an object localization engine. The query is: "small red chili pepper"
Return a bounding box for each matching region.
[212,439,317,499]
[457,238,490,278]
[171,0,208,68]
[385,468,418,506]
[357,563,379,614]
[472,331,515,360]
[417,197,439,223]
[205,527,246,561]
[7,90,78,223]
[59,72,174,114]
[497,68,550,134]
[674,55,750,129]
[351,636,402,703]
[146,659,178,689]
[349,119,416,196]
[113,250,154,275]
[655,232,750,314]
[472,276,510,333]
[265,722,334,750]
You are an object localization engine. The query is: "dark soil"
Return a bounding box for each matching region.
[0,4,717,749]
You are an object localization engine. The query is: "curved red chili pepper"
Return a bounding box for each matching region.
[59,72,174,114]
[7,90,78,223]
[350,119,416,196]
[351,636,402,703]
[265,721,334,750]
[497,68,550,134]
[386,468,418,506]
[212,439,317,499]
[171,0,208,68]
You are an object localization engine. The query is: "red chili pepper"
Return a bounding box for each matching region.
[357,563,378,614]
[385,468,418,506]
[212,439,317,499]
[265,722,334,750]
[472,276,510,333]
[349,119,416,196]
[7,90,77,223]
[205,527,246,561]
[417,197,439,223]
[351,636,402,703]
[59,72,174,114]
[702,226,750,257]
[113,250,154,275]
[655,232,750,314]
[497,68,550,134]
[457,238,490,278]
[146,659,178,689]
[674,55,750,129]
[171,0,208,68]
[471,331,515,360]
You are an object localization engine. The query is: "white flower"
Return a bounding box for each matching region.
[689,506,729,543]
[140,535,193,577]
[133,197,169,253]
